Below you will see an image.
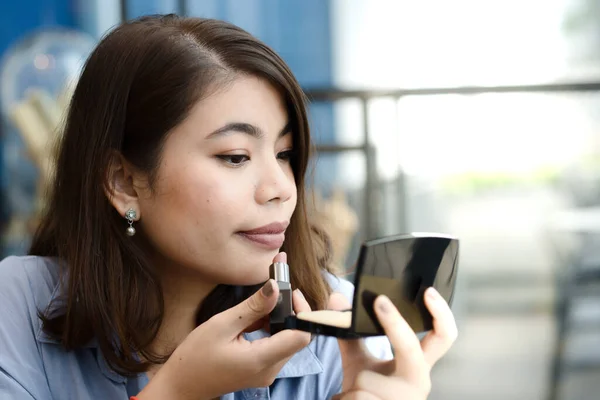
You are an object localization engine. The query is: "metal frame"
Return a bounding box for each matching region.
[306,80,600,239]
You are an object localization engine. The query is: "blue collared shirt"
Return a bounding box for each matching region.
[0,256,392,399]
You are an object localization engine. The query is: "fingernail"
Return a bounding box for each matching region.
[262,280,275,297]
[427,287,441,301]
[377,295,393,314]
[294,289,305,301]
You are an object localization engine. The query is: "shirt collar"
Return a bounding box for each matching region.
[34,276,126,383]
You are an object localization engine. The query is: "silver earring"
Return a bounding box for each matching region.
[125,208,137,236]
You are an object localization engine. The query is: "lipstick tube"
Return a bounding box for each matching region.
[269,261,292,334]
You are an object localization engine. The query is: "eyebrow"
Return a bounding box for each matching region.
[205,122,291,140]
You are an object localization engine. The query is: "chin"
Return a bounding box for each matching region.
[222,275,268,287]
[219,267,270,287]
[210,249,277,286]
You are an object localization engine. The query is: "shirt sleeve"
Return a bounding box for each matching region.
[0,256,53,399]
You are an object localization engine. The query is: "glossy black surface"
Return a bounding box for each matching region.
[353,233,459,335]
[285,233,460,337]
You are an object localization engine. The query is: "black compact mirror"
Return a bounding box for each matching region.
[284,233,459,338]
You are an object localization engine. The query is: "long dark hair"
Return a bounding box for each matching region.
[30,14,332,376]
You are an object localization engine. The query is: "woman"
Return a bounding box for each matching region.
[0,14,457,399]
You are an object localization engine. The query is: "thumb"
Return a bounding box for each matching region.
[220,279,280,336]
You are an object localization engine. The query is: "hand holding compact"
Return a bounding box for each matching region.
[332,288,458,400]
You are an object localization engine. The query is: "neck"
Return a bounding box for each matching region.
[151,266,217,356]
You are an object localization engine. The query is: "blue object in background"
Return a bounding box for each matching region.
[122,0,179,19]
[0,0,78,256]
[0,0,77,56]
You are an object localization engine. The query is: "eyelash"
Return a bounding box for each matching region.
[277,150,295,162]
[216,154,249,166]
[217,150,295,167]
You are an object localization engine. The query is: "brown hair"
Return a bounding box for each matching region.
[29,14,333,376]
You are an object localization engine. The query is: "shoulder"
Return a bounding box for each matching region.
[0,256,61,398]
[0,255,62,344]
[323,270,354,302]
[0,255,61,318]
[0,256,134,398]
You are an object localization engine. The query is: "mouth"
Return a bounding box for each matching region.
[237,221,289,250]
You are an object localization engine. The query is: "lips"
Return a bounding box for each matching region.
[237,221,289,250]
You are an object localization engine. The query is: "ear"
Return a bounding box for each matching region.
[104,152,145,221]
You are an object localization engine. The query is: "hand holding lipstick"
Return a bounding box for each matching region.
[136,252,311,400]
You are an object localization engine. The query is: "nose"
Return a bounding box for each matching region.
[255,158,296,205]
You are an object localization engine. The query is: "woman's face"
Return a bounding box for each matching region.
[137,76,297,285]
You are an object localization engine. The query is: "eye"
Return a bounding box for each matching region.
[216,154,250,166]
[277,150,295,162]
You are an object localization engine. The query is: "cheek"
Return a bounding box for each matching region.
[140,173,244,253]
[288,169,298,204]
[170,169,250,225]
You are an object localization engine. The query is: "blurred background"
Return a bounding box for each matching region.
[1,1,599,399]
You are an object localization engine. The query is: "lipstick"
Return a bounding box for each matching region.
[269,261,293,334]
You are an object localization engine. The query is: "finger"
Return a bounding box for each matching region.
[420,287,458,367]
[255,286,311,335]
[293,289,311,314]
[217,279,279,336]
[249,328,311,364]
[354,370,423,399]
[246,252,291,334]
[373,295,428,384]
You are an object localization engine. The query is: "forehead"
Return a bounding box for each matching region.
[185,76,289,135]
